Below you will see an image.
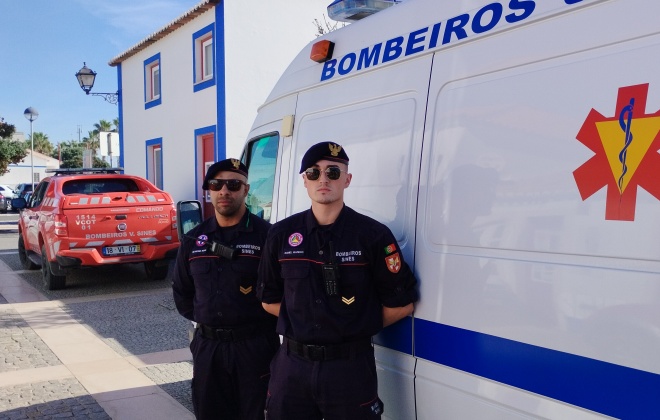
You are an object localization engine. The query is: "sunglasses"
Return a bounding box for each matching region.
[304,166,345,181]
[207,179,246,192]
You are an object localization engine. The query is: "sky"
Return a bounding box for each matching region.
[0,0,202,144]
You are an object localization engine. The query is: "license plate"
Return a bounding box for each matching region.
[102,245,141,256]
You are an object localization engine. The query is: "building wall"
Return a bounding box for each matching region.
[223,0,333,158]
[119,11,216,204]
[118,0,332,204]
[0,150,60,188]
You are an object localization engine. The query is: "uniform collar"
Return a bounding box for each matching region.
[209,207,253,234]
[304,204,348,237]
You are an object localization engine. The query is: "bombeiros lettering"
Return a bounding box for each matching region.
[321,0,539,81]
[86,232,128,239]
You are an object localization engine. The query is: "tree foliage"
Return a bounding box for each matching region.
[25,132,54,156]
[0,119,16,139]
[82,119,117,157]
[0,118,28,175]
[55,140,110,169]
[0,139,28,175]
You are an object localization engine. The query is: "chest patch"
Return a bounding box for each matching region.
[196,234,208,247]
[288,232,303,247]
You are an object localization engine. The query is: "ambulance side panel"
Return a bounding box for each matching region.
[282,54,432,420]
[415,0,660,418]
[243,0,660,418]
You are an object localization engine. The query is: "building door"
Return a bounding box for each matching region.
[200,133,215,219]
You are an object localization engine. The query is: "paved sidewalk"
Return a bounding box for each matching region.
[0,257,194,419]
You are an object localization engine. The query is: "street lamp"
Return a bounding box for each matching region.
[75,62,119,105]
[23,107,39,192]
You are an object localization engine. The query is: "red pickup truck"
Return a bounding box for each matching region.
[14,168,180,290]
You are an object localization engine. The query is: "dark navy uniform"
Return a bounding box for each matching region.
[173,210,278,420]
[257,205,418,419]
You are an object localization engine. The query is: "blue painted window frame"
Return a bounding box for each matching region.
[193,23,216,92]
[145,138,163,189]
[144,53,162,109]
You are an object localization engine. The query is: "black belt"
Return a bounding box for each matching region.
[284,337,372,361]
[198,323,272,342]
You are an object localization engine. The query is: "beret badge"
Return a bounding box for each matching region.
[329,143,342,157]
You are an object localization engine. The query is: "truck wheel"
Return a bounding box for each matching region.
[18,235,39,270]
[145,260,169,281]
[41,245,66,290]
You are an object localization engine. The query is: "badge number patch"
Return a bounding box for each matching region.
[385,253,401,273]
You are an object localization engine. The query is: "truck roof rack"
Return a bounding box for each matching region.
[46,168,125,176]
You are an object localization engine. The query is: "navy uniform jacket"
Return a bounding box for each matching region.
[257,205,418,345]
[173,210,274,328]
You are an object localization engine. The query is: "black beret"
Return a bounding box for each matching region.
[202,158,248,190]
[299,142,349,173]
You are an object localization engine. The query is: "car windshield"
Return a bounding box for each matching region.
[62,179,140,195]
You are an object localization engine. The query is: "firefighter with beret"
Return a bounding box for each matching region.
[173,158,278,420]
[257,142,418,419]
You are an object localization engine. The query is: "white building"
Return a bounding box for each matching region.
[110,0,331,218]
[0,149,60,188]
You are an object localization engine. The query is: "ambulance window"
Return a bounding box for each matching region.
[242,133,279,222]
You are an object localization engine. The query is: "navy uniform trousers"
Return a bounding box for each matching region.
[191,328,280,420]
[265,338,384,420]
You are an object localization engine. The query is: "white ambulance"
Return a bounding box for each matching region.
[238,0,660,418]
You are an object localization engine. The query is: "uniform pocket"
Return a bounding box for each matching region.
[189,258,212,275]
[280,262,311,307]
[280,262,310,279]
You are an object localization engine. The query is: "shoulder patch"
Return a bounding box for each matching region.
[385,252,401,273]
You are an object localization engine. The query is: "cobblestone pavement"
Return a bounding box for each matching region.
[0,308,61,372]
[0,250,195,419]
[140,361,194,413]
[0,378,110,420]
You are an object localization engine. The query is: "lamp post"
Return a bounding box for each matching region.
[75,62,119,105]
[23,107,39,192]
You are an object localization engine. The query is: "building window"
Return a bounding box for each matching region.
[146,138,163,189]
[193,23,215,92]
[144,53,162,109]
[202,37,213,80]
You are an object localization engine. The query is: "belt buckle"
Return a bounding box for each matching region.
[304,344,325,361]
[216,328,233,341]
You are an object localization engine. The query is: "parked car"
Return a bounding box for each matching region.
[0,192,9,213]
[13,183,33,200]
[0,185,15,212]
[13,168,180,290]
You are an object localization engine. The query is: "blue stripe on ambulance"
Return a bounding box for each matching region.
[390,319,659,419]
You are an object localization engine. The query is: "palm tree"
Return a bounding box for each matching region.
[82,130,99,157]
[94,119,113,134]
[27,132,54,156]
[112,118,119,132]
